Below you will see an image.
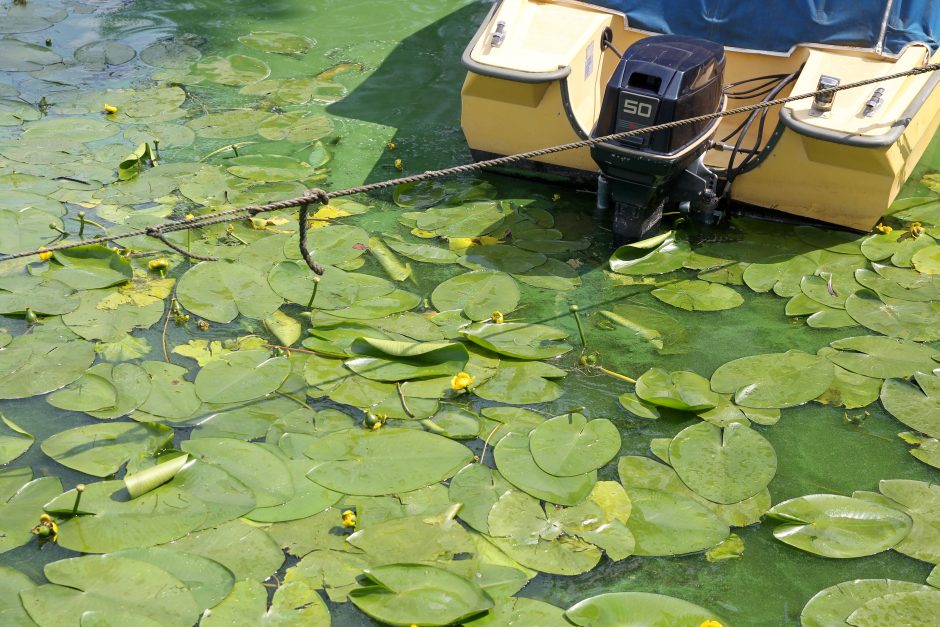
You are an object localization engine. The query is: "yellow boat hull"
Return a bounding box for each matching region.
[461,0,940,231]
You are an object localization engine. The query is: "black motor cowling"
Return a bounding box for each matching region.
[592,35,725,242]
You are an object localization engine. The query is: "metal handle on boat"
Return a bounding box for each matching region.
[490,21,506,47]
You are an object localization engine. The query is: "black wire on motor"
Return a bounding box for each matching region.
[723,68,801,185]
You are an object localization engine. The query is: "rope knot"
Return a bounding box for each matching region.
[304,188,330,205]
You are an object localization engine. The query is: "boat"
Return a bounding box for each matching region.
[460,0,940,241]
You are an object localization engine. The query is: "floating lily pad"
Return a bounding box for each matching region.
[0,475,62,553]
[431,271,519,321]
[0,332,96,399]
[881,372,940,439]
[0,274,78,315]
[187,110,273,139]
[474,360,566,405]
[635,368,719,411]
[258,111,333,142]
[827,335,940,379]
[0,98,40,126]
[349,563,493,627]
[460,244,546,274]
[344,338,468,382]
[566,592,723,627]
[182,438,293,508]
[461,322,571,360]
[140,40,202,68]
[845,289,940,341]
[0,416,32,466]
[875,479,940,564]
[624,487,729,556]
[48,245,133,290]
[609,232,690,275]
[177,260,282,323]
[136,361,201,421]
[386,239,460,265]
[239,31,314,54]
[0,39,61,71]
[163,520,284,582]
[194,350,290,403]
[226,154,314,182]
[41,421,173,477]
[766,494,912,558]
[847,589,940,626]
[305,428,472,495]
[448,463,512,533]
[528,414,620,477]
[74,41,136,67]
[743,254,816,296]
[493,431,595,505]
[192,54,270,86]
[668,422,776,504]
[711,350,834,408]
[651,279,744,311]
[801,579,934,627]
[47,371,117,412]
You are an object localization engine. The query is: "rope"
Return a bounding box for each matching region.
[3,61,939,267]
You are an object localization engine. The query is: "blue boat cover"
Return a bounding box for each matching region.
[588,1,938,55]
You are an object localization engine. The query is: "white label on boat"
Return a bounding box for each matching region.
[584,42,593,80]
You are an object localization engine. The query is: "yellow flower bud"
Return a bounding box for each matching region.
[450,371,473,391]
[875,223,892,234]
[103,103,118,114]
[37,247,52,261]
[490,311,504,324]
[394,158,403,171]
[341,509,357,528]
[700,621,723,627]
[552,193,561,201]
[184,213,195,220]
[386,140,396,151]
[148,258,169,272]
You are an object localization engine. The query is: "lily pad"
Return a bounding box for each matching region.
[0,332,96,399]
[474,360,566,405]
[609,232,690,275]
[177,260,282,323]
[912,244,940,275]
[431,271,519,321]
[20,554,202,626]
[668,422,777,504]
[635,368,719,411]
[711,350,834,408]
[847,589,940,626]
[624,487,729,556]
[448,463,513,533]
[187,110,273,139]
[827,335,940,379]
[881,372,940,439]
[845,290,940,341]
[766,494,912,558]
[528,414,620,477]
[651,279,744,311]
[0,39,61,72]
[41,421,173,477]
[349,563,493,627]
[305,428,473,495]
[182,438,293,508]
[566,592,723,627]
[801,579,934,627]
[876,479,940,564]
[192,54,270,86]
[0,475,62,553]
[48,245,133,290]
[493,431,596,505]
[460,244,546,274]
[461,322,571,360]
[239,31,314,54]
[194,350,291,403]
[74,41,136,66]
[344,338,469,382]
[0,416,32,466]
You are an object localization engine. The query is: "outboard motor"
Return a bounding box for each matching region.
[592,35,726,243]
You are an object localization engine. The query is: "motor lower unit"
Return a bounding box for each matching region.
[592,35,726,243]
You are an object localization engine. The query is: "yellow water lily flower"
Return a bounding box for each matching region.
[37,247,52,261]
[386,140,396,151]
[910,221,925,238]
[700,620,723,627]
[184,213,195,220]
[451,372,473,391]
[490,311,504,324]
[394,158,403,171]
[31,513,58,545]
[552,193,561,201]
[875,222,893,234]
[341,509,357,528]
[103,103,118,114]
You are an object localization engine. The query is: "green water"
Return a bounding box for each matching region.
[2,1,938,625]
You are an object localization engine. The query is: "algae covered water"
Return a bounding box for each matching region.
[0,1,938,625]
